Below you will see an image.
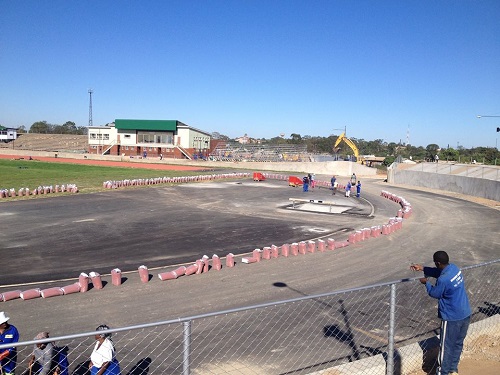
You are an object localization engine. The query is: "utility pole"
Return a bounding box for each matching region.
[88,89,93,127]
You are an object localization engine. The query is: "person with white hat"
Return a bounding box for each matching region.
[0,311,20,375]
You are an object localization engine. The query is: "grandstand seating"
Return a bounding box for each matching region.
[209,141,312,162]
[0,134,88,153]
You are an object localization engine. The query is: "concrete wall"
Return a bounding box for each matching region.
[0,148,379,177]
[388,163,500,202]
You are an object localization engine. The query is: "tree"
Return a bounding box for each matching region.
[441,147,459,161]
[211,132,230,141]
[426,144,440,161]
[268,136,287,144]
[17,125,27,133]
[387,142,398,157]
[76,125,88,135]
[62,121,77,134]
[383,156,395,166]
[289,133,302,144]
[29,121,51,133]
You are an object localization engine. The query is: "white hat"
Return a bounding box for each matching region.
[0,311,10,324]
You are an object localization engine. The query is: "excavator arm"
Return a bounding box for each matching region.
[333,132,361,163]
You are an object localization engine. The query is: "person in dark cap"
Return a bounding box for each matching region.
[88,325,121,375]
[411,251,471,375]
[0,311,19,375]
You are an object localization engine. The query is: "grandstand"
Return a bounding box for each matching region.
[209,141,311,162]
[0,134,88,153]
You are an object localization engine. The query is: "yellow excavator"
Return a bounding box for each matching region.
[333,132,363,164]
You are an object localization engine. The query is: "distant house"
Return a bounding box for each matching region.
[235,134,261,144]
[87,119,212,159]
[235,134,250,144]
[0,126,17,142]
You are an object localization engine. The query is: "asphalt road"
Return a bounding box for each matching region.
[0,177,498,374]
[0,179,377,286]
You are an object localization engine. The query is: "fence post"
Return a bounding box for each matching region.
[386,283,396,375]
[183,321,192,375]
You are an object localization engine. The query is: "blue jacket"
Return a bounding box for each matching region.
[0,324,19,374]
[423,263,471,321]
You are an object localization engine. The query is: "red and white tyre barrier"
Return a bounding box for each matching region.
[212,255,222,270]
[307,241,316,253]
[281,244,290,257]
[41,287,63,298]
[226,253,235,267]
[335,240,350,248]
[1,290,21,302]
[185,263,199,276]
[262,247,271,260]
[271,245,279,258]
[138,265,149,283]
[111,268,122,286]
[79,272,89,292]
[20,288,41,300]
[298,241,306,255]
[61,283,81,295]
[317,239,325,252]
[89,272,103,290]
[202,255,210,272]
[241,256,258,264]
[195,259,204,274]
[252,249,262,262]
[158,266,187,281]
[327,239,336,250]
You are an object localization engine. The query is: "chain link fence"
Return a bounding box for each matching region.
[1,260,498,375]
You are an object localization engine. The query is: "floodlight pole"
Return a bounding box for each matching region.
[88,89,93,127]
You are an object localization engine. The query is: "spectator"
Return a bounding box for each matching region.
[89,325,121,375]
[356,181,361,198]
[330,175,337,195]
[28,332,56,375]
[410,251,471,375]
[0,311,20,375]
[302,176,309,192]
[350,173,356,184]
[435,154,439,163]
[345,181,351,197]
[310,174,316,188]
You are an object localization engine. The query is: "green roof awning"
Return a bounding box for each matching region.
[115,119,178,131]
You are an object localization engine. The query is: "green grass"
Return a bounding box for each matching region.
[0,159,208,194]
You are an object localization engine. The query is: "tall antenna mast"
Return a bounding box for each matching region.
[406,125,410,146]
[88,89,93,127]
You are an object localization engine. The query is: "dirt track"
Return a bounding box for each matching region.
[0,153,211,171]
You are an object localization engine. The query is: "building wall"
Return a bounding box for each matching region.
[387,165,500,201]
[0,128,17,141]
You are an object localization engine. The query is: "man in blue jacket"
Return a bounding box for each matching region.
[0,311,19,375]
[411,251,471,375]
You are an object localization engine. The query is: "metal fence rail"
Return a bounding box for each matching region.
[2,260,498,375]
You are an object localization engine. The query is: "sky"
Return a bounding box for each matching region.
[1,1,499,149]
